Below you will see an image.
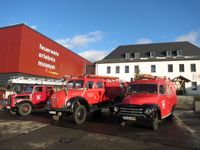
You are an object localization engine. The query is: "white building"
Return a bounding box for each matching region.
[96,41,200,95]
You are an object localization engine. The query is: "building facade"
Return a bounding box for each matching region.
[0,24,94,86]
[96,42,200,95]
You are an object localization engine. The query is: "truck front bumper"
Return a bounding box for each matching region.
[115,104,156,122]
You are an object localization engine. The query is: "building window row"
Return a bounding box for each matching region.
[124,50,183,59]
[106,63,196,74]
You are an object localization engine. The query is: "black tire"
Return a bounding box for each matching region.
[18,102,32,116]
[150,112,159,131]
[167,107,174,121]
[73,105,87,124]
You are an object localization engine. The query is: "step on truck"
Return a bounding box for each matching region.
[49,75,125,124]
[114,75,177,130]
[6,85,54,116]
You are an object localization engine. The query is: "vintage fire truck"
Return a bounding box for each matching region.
[114,75,177,130]
[6,85,54,116]
[49,75,124,124]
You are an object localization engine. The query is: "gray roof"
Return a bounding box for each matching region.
[96,41,200,63]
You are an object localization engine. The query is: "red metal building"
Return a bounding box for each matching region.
[0,24,94,85]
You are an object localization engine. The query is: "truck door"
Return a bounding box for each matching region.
[84,81,105,104]
[96,81,105,103]
[159,84,170,118]
[32,86,46,105]
[84,81,96,104]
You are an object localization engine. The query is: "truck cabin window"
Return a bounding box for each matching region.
[22,86,33,93]
[86,81,94,89]
[67,80,84,89]
[159,85,166,94]
[128,84,157,94]
[35,87,43,92]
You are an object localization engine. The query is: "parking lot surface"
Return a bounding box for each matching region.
[0,109,199,150]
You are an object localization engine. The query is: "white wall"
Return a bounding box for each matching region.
[96,60,200,95]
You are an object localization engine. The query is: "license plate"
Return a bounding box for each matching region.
[122,116,136,121]
[49,111,56,114]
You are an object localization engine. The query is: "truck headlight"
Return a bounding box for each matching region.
[114,106,119,112]
[66,101,71,107]
[144,108,152,115]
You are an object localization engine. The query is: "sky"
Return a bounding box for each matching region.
[0,0,200,62]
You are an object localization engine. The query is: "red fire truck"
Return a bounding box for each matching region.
[114,75,177,130]
[49,75,124,124]
[6,85,54,116]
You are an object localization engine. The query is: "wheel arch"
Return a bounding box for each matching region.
[67,96,89,111]
[17,100,34,108]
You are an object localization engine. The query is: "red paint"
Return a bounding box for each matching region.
[115,75,177,130]
[0,24,93,78]
[49,75,124,124]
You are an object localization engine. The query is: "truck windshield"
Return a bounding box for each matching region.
[66,80,84,89]
[21,86,33,93]
[128,84,157,94]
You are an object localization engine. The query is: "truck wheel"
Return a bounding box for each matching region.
[73,105,87,124]
[150,113,159,131]
[18,103,32,116]
[167,107,174,121]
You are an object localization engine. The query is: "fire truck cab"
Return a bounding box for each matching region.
[49,75,124,124]
[114,75,177,130]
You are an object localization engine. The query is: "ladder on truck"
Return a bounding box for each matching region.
[8,76,65,86]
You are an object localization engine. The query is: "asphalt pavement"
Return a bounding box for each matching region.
[0,108,200,150]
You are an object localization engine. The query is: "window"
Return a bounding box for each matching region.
[97,82,103,88]
[191,64,196,72]
[35,87,43,92]
[134,65,139,73]
[150,51,156,58]
[151,65,156,73]
[159,85,165,94]
[67,80,84,89]
[191,82,197,90]
[166,50,172,57]
[125,66,129,73]
[86,81,94,89]
[107,66,111,74]
[134,52,140,59]
[125,53,130,59]
[177,50,183,56]
[179,64,184,72]
[116,66,120,73]
[168,64,173,72]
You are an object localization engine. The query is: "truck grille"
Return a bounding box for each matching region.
[119,104,144,117]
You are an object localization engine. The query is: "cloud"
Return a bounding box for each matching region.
[56,31,103,49]
[175,31,199,45]
[135,38,153,44]
[78,50,109,62]
[30,25,37,30]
